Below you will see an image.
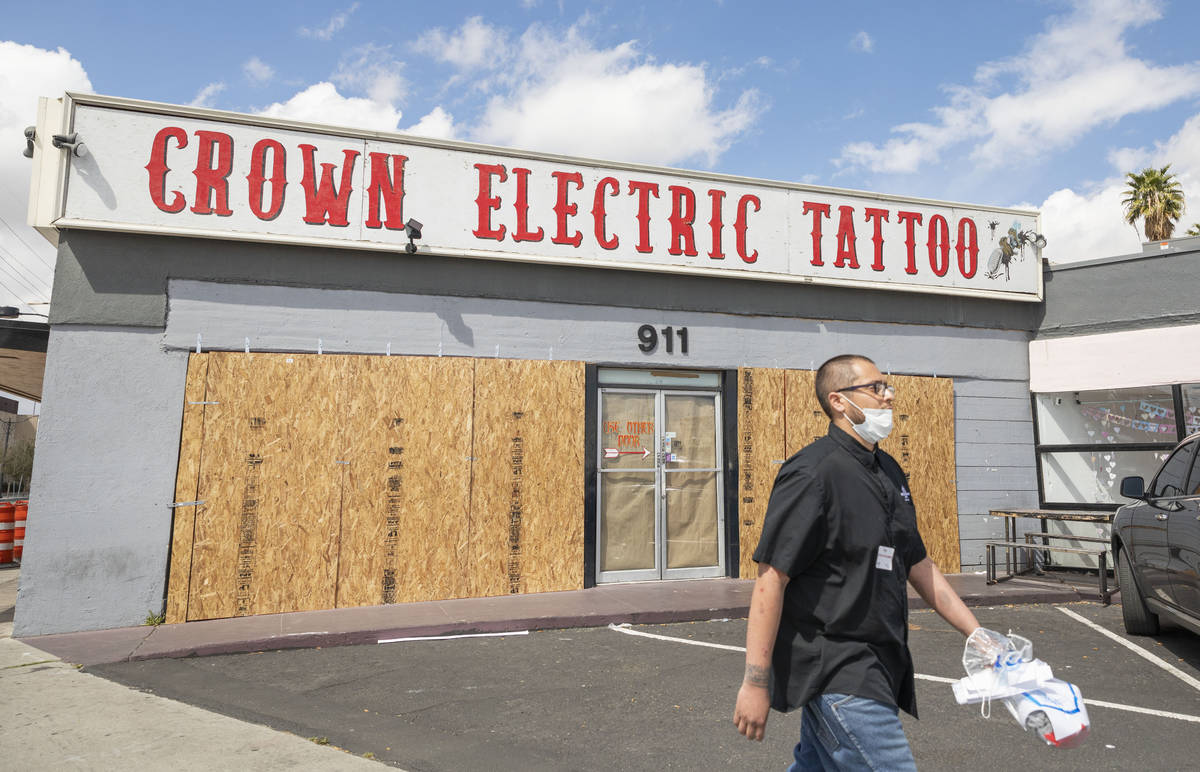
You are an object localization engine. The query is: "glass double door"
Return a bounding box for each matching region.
[598,388,725,582]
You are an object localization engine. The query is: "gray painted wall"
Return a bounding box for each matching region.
[13,327,188,636]
[952,378,1039,568]
[165,280,1032,378]
[53,230,1043,332]
[1038,237,1200,338]
[18,226,1042,635]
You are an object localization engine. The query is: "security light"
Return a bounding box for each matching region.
[404,218,423,253]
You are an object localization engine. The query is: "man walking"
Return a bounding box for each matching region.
[733,354,982,770]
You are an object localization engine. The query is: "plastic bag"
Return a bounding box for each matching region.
[951,628,1089,748]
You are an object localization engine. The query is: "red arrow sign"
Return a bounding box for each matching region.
[603,447,651,459]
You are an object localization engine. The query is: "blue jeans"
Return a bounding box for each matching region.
[788,693,916,772]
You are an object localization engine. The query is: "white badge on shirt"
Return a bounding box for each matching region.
[875,545,895,571]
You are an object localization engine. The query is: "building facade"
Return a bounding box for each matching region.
[14,94,1045,636]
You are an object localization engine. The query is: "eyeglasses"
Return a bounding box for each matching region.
[837,381,895,398]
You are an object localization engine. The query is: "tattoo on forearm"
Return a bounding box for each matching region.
[744,663,769,687]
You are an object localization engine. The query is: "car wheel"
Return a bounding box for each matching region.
[1116,547,1159,636]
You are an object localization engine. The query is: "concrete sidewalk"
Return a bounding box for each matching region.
[14,565,1112,667]
[1,565,383,770]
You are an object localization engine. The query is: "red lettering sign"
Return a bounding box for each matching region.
[145,127,188,214]
[707,189,726,260]
[299,145,359,227]
[364,152,407,230]
[834,205,859,269]
[667,185,697,257]
[628,180,660,254]
[512,167,544,243]
[956,217,979,278]
[473,163,507,241]
[551,171,583,247]
[927,214,950,277]
[735,194,760,264]
[897,211,923,275]
[592,176,619,250]
[190,130,233,216]
[246,139,287,221]
[802,201,831,266]
[863,208,889,272]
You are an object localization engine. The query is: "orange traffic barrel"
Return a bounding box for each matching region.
[0,502,13,563]
[13,501,27,562]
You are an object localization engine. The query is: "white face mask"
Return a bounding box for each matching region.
[842,394,893,444]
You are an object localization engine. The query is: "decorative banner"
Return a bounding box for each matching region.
[1079,404,1177,434]
[38,94,1044,301]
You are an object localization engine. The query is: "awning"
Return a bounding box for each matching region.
[1029,322,1200,392]
[0,320,49,402]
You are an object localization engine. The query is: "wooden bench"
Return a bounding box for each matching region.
[985,540,1117,605]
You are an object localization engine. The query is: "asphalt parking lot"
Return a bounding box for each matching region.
[91,601,1200,771]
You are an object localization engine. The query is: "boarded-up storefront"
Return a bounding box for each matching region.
[166,353,584,622]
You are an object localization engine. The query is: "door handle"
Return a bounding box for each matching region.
[1155,513,1168,521]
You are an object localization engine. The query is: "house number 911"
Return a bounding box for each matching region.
[637,325,689,354]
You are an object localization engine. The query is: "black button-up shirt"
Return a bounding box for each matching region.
[752,424,927,717]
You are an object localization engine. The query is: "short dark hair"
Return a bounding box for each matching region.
[814,354,875,417]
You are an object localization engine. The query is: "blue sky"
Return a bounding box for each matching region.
[2,0,1200,320]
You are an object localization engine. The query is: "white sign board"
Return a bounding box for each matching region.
[42,94,1043,300]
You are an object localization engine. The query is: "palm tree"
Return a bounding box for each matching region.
[1121,165,1185,241]
[1187,223,1200,237]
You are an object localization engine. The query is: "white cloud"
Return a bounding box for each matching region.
[1038,181,1140,264]
[850,31,873,53]
[470,23,764,166]
[189,82,225,108]
[837,0,1200,174]
[413,16,510,71]
[0,41,92,312]
[299,3,359,41]
[333,44,407,104]
[257,82,402,131]
[1039,110,1200,263]
[243,57,274,85]
[405,107,458,140]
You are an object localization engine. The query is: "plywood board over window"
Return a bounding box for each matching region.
[470,359,586,597]
[185,353,349,621]
[336,356,475,606]
[878,374,959,572]
[784,369,826,458]
[737,368,960,578]
[736,368,785,578]
[164,354,210,623]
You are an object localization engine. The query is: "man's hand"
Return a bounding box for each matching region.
[734,563,788,741]
[733,668,771,740]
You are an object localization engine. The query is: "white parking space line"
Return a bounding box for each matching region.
[1080,698,1200,723]
[611,622,1200,724]
[608,623,747,651]
[1056,606,1200,692]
